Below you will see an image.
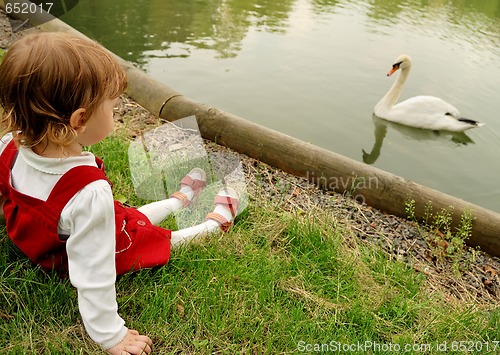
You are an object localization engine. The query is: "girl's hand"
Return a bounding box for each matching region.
[107,329,152,355]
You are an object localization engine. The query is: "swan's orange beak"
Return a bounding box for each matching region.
[387,64,399,76]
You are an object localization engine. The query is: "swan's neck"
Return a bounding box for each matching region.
[375,66,411,113]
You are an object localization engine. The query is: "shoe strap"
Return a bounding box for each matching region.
[214,195,239,217]
[205,212,232,232]
[170,191,190,207]
[180,175,206,191]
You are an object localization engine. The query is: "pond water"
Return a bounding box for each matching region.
[61,0,500,213]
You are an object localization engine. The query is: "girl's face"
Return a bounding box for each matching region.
[77,98,118,146]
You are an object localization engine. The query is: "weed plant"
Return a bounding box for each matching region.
[405,199,478,273]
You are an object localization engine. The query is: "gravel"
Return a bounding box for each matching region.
[1,9,499,304]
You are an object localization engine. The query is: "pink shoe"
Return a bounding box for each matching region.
[205,186,239,232]
[170,168,206,207]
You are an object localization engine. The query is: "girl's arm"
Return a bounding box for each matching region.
[62,181,129,350]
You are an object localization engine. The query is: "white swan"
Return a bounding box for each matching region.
[374,54,483,132]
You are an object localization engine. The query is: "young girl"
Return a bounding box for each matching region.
[0,32,239,354]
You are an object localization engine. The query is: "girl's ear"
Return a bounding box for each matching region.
[69,108,87,132]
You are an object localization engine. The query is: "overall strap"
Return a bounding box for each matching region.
[0,140,19,167]
[0,140,111,220]
[44,165,111,220]
[0,141,20,196]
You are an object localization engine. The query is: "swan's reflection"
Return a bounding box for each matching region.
[362,114,474,164]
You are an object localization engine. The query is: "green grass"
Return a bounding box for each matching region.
[1,134,499,354]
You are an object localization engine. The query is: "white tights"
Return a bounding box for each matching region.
[137,198,223,248]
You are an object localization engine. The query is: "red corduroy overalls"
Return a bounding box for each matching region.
[0,141,171,277]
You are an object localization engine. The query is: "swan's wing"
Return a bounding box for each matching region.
[385,95,464,130]
[393,96,460,117]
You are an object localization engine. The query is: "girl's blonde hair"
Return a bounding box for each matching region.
[0,32,127,148]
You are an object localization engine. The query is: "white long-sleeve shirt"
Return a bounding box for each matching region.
[0,135,128,350]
